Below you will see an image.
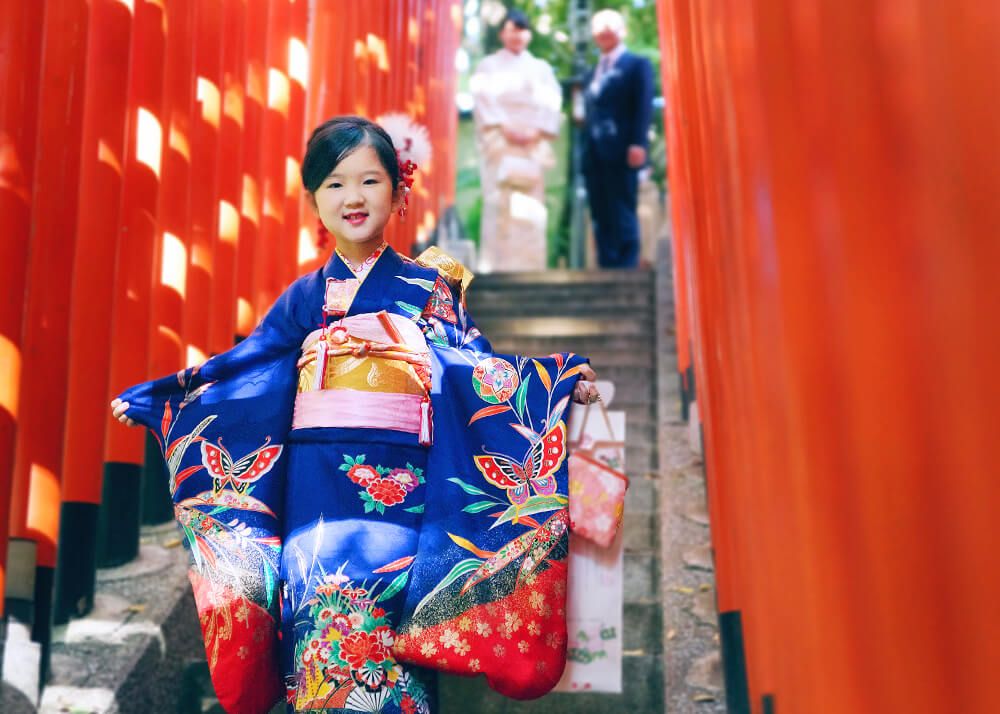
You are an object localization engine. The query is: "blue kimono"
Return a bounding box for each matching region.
[118,246,586,713]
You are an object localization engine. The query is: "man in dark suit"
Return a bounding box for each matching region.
[583,9,654,268]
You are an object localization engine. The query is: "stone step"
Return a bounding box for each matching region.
[472,269,655,288]
[485,337,654,361]
[476,316,653,340]
[469,286,655,306]
[469,302,655,321]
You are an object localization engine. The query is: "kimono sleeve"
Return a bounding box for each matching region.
[114,273,320,714]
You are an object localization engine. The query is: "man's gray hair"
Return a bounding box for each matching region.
[591,9,627,38]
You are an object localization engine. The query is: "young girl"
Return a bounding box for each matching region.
[112,116,599,714]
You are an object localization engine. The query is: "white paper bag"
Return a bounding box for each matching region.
[555,390,625,693]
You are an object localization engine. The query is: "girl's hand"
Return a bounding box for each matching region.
[110,398,137,427]
[572,364,601,405]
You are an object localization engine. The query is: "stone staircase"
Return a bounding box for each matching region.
[438,269,665,713]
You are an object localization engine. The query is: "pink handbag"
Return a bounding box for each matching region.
[568,402,629,548]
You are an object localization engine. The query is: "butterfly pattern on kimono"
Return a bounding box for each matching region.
[473,422,567,509]
[202,437,284,495]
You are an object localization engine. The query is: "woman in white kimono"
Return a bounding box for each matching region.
[471,10,563,272]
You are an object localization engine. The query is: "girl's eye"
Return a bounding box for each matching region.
[327,182,342,189]
[364,178,379,185]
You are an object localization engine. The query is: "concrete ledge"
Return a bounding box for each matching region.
[40,524,204,714]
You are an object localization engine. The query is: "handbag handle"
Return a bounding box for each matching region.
[571,398,618,447]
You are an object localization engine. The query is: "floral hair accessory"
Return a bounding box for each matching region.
[377,112,432,219]
[396,153,418,219]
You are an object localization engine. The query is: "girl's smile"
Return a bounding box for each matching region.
[343,211,369,227]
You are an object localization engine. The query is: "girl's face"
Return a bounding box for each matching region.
[311,144,403,247]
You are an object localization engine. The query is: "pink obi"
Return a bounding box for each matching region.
[292,312,433,444]
[292,389,426,433]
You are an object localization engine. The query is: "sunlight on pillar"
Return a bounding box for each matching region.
[286,157,300,197]
[263,185,283,220]
[168,120,190,162]
[451,3,463,30]
[0,134,29,200]
[242,174,260,226]
[27,464,60,546]
[354,39,366,60]
[135,108,162,178]
[268,69,290,115]
[186,345,207,368]
[408,17,419,42]
[97,140,123,175]
[288,38,309,88]
[157,325,181,351]
[367,34,390,72]
[197,77,221,128]
[114,0,135,14]
[223,77,245,127]
[192,242,213,273]
[161,232,187,298]
[298,227,318,266]
[247,62,266,105]
[218,200,239,244]
[237,298,255,336]
[0,335,21,419]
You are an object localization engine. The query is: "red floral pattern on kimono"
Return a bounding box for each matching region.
[422,275,458,324]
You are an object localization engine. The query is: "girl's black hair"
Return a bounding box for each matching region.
[502,10,531,31]
[300,115,400,193]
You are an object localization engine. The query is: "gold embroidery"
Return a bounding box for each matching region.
[298,350,425,395]
[414,246,474,303]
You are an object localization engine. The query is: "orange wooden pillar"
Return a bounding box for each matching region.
[7,0,90,662]
[55,0,134,624]
[0,0,45,655]
[144,0,196,525]
[285,0,309,287]
[255,0,291,317]
[185,0,224,365]
[657,1,695,419]
[209,0,248,354]
[99,0,168,568]
[236,1,267,338]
